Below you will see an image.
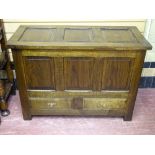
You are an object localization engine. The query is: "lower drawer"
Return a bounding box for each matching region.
[29,97,127,116]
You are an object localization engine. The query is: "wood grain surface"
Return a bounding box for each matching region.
[9,25,152,121]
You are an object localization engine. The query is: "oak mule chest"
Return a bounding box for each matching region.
[7,25,152,121]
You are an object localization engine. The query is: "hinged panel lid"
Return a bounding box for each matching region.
[7,25,152,50]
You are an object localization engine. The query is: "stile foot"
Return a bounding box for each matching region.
[123,115,132,121]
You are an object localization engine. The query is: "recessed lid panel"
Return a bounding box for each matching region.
[19,28,56,42]
[64,28,93,42]
[100,28,137,43]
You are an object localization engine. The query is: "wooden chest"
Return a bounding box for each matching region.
[7,25,152,121]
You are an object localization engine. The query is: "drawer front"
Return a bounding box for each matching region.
[83,98,127,110]
[29,97,127,115]
[30,98,71,111]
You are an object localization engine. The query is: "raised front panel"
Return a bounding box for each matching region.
[24,56,55,89]
[101,58,134,90]
[64,57,94,90]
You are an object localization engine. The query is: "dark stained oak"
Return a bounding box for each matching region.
[101,58,134,90]
[64,57,94,90]
[12,50,31,120]
[7,25,152,121]
[24,57,55,90]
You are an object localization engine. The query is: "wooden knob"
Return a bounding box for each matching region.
[71,97,83,109]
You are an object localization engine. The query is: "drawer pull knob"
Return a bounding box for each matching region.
[71,97,83,109]
[48,102,56,108]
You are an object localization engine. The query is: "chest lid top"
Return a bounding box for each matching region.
[7,25,152,50]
